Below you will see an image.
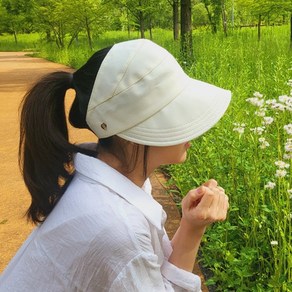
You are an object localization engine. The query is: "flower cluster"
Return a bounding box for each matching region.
[284,124,292,135]
[288,189,292,199]
[270,240,278,246]
[264,181,276,189]
[233,123,246,135]
[259,137,270,149]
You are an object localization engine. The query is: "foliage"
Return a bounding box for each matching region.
[168,25,292,290]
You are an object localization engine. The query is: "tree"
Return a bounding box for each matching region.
[237,0,292,43]
[181,0,193,61]
[167,0,180,40]
[200,0,222,33]
[0,0,34,43]
[32,0,109,49]
[109,0,171,39]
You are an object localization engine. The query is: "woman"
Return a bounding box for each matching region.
[0,39,231,291]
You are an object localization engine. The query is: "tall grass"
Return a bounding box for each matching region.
[0,25,291,290]
[168,25,292,291]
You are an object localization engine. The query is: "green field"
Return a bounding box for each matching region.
[1,26,291,291]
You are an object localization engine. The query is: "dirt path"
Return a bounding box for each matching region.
[0,52,97,272]
[0,52,207,291]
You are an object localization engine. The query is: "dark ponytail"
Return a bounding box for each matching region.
[19,71,97,224]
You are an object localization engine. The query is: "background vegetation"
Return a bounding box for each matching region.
[0,0,291,291]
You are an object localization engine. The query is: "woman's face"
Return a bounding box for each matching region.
[148,141,191,169]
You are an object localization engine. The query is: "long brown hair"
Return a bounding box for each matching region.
[19,71,97,224]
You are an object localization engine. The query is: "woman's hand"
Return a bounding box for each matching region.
[181,179,229,230]
[169,179,229,272]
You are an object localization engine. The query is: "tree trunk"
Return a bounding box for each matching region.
[258,14,261,42]
[173,0,179,40]
[13,30,18,44]
[221,0,227,37]
[138,0,145,38]
[180,0,193,62]
[45,29,52,43]
[204,2,217,33]
[68,31,79,49]
[85,17,93,50]
[127,8,131,38]
[149,19,153,40]
[231,0,235,28]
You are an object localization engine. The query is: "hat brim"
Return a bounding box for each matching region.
[117,77,231,146]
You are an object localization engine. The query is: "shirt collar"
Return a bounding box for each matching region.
[74,153,163,230]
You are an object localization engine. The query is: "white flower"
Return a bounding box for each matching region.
[260,141,270,149]
[251,127,265,135]
[270,103,286,111]
[278,95,290,103]
[275,160,290,169]
[262,117,274,125]
[283,153,292,160]
[259,137,269,149]
[266,99,277,105]
[270,240,278,246]
[288,189,292,199]
[275,169,287,178]
[264,182,276,189]
[246,97,264,107]
[254,91,263,98]
[287,79,292,87]
[284,124,292,135]
[255,108,266,117]
[233,123,245,135]
[285,139,292,152]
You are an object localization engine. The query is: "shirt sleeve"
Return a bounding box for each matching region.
[109,252,201,292]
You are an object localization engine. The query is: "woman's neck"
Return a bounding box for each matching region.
[97,150,149,187]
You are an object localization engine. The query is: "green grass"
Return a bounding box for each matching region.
[0,25,291,291]
[168,25,292,291]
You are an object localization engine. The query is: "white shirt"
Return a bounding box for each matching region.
[0,153,201,291]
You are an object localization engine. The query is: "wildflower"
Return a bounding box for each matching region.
[251,127,265,135]
[266,99,277,105]
[270,103,286,111]
[288,189,292,199]
[275,160,290,169]
[278,95,290,103]
[285,139,292,152]
[283,153,292,160]
[262,117,274,125]
[264,182,276,189]
[253,91,263,98]
[233,123,245,135]
[270,240,278,246]
[287,79,292,87]
[275,169,287,178]
[246,97,264,107]
[286,104,292,112]
[259,137,269,149]
[284,124,292,135]
[279,95,292,111]
[255,108,266,117]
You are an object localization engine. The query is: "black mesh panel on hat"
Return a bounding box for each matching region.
[69,46,112,129]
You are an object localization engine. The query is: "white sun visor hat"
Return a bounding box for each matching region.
[86,39,231,146]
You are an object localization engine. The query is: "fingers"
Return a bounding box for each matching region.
[185,180,229,223]
[203,179,218,188]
